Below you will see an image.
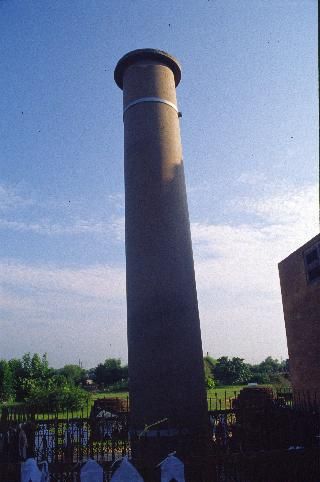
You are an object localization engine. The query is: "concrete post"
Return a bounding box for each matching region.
[114,49,209,454]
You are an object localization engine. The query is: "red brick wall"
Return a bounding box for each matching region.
[278,234,320,392]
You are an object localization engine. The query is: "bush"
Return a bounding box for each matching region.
[269,373,291,389]
[206,376,215,390]
[27,382,90,411]
[248,372,271,384]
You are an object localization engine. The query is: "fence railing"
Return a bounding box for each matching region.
[0,388,319,481]
[0,416,130,465]
[1,403,319,465]
[207,390,240,411]
[275,387,320,413]
[1,388,319,423]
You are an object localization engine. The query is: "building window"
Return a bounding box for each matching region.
[304,244,320,283]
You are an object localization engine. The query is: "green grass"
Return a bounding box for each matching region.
[75,388,241,413]
[206,385,245,410]
[207,385,246,396]
[1,385,279,418]
[92,384,276,410]
[92,385,247,411]
[91,391,129,401]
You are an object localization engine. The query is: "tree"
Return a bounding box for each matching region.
[57,365,86,386]
[249,357,287,384]
[258,357,282,374]
[281,359,290,372]
[0,360,14,401]
[8,357,24,401]
[203,356,216,389]
[94,358,127,387]
[8,353,53,401]
[214,357,251,385]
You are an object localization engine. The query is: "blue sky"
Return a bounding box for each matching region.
[0,0,318,368]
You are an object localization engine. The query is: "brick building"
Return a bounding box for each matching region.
[278,233,320,392]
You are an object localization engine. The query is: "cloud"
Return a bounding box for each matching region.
[191,181,318,362]
[0,260,127,366]
[0,215,125,238]
[0,177,318,366]
[186,180,211,194]
[1,260,125,300]
[108,193,125,210]
[0,183,33,212]
[0,181,125,239]
[110,216,125,241]
[236,171,267,185]
[233,181,318,226]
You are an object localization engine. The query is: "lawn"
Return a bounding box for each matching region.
[92,385,247,411]
[1,385,275,418]
[92,391,129,401]
[206,385,245,410]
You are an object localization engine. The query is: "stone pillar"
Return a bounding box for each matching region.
[114,49,209,457]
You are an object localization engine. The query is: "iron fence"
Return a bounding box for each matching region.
[275,387,320,413]
[1,388,318,424]
[0,388,319,481]
[0,416,130,465]
[0,398,130,424]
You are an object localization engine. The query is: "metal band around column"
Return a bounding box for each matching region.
[123,96,178,118]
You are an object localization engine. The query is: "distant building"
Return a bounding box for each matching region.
[83,379,97,391]
[278,233,320,392]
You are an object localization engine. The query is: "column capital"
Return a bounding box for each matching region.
[114,48,181,89]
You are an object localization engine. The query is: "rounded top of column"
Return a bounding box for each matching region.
[114,48,181,90]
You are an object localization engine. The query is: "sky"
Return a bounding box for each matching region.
[0,0,318,368]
